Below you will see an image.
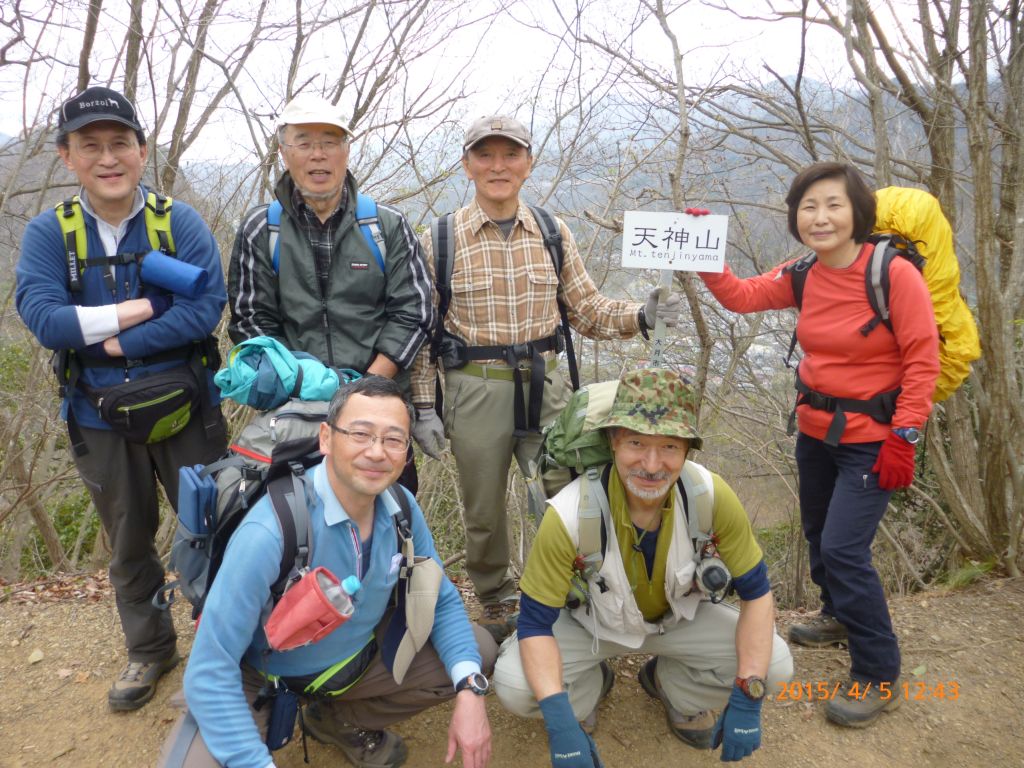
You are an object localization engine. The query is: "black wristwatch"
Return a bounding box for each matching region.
[893,427,921,445]
[455,672,489,696]
[735,675,767,701]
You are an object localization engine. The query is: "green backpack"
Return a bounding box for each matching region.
[539,380,620,480]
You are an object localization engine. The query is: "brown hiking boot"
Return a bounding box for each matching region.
[304,704,408,767]
[477,601,518,644]
[108,651,180,711]
[826,679,901,728]
[788,612,848,647]
[638,657,715,749]
[580,661,615,735]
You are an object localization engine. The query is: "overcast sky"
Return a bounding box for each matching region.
[0,0,920,160]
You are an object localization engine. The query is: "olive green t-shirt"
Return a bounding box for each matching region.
[520,468,764,621]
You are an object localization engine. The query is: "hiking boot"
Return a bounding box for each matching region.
[477,601,518,644]
[638,657,715,749]
[580,661,615,735]
[825,679,901,728]
[108,651,180,711]
[788,612,848,647]
[304,704,408,768]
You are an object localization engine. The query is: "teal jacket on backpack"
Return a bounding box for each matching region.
[227,172,435,389]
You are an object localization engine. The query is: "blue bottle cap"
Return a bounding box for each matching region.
[341,575,362,595]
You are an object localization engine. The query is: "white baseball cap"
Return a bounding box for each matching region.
[278,94,353,136]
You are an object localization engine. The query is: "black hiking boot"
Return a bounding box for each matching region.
[108,651,180,712]
[825,678,901,728]
[580,661,615,735]
[638,657,715,749]
[304,703,408,767]
[788,612,848,647]
[477,600,518,644]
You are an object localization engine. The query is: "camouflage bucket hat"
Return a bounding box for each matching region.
[598,368,703,450]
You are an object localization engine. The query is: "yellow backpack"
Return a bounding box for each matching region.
[873,187,981,401]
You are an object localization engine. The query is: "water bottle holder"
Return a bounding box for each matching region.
[264,566,354,651]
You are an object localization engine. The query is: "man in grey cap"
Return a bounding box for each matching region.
[409,115,683,642]
[228,93,434,491]
[16,85,227,711]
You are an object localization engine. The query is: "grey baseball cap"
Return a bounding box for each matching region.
[463,115,531,152]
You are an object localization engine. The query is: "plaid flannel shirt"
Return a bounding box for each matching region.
[409,198,641,406]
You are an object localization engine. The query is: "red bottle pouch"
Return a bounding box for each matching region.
[264,567,354,651]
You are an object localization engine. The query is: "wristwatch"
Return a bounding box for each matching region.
[455,672,490,696]
[893,427,921,445]
[735,675,767,701]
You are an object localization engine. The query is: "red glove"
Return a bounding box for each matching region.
[872,432,917,490]
[685,207,711,216]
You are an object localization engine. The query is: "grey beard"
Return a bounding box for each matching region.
[625,470,672,501]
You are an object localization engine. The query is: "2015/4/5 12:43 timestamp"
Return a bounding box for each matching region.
[776,680,960,702]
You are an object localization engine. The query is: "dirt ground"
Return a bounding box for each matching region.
[1,573,1022,768]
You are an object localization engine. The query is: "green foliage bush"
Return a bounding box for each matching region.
[19,489,97,578]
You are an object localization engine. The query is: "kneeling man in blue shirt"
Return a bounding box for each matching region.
[160,376,496,768]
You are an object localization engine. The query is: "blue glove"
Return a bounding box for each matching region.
[538,692,604,768]
[711,683,763,762]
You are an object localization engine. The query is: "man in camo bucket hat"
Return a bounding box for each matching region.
[599,368,703,449]
[493,365,792,766]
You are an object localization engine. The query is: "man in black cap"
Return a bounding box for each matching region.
[16,85,227,711]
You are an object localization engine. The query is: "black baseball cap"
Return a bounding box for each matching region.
[58,86,142,133]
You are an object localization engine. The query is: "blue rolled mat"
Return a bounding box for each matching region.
[140,250,208,299]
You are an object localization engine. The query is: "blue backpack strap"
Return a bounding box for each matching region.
[355,193,386,272]
[268,201,283,274]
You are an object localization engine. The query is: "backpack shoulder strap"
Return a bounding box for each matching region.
[355,193,387,272]
[784,252,817,311]
[267,201,283,274]
[861,235,894,336]
[55,196,87,293]
[572,464,616,584]
[577,466,607,572]
[527,205,564,276]
[782,252,817,368]
[388,483,413,547]
[144,191,175,255]
[863,233,928,337]
[430,213,456,349]
[679,460,714,544]
[528,205,580,390]
[266,470,314,600]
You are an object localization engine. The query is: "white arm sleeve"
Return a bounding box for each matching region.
[74,304,121,345]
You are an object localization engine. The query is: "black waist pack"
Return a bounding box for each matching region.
[89,367,201,444]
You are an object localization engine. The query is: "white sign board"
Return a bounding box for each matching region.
[621,211,728,272]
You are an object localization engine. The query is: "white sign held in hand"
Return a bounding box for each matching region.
[621,211,728,272]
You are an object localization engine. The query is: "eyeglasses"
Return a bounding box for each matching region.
[328,424,410,454]
[73,138,140,159]
[280,139,347,155]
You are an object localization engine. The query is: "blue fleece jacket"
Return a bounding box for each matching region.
[183,462,482,768]
[15,186,225,430]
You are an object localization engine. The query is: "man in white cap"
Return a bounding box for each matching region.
[409,116,683,642]
[228,93,434,492]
